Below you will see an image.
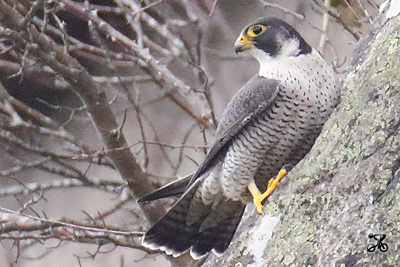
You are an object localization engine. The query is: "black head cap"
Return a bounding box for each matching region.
[239,18,312,57]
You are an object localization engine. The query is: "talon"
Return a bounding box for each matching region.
[248,168,288,214]
[248,183,265,214]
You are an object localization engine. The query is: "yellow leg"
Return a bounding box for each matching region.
[248,168,288,214]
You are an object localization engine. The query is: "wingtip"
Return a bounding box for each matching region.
[137,174,193,203]
[136,195,150,203]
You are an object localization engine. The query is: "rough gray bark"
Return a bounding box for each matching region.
[203,3,400,267]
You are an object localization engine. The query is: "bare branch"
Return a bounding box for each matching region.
[58,0,213,128]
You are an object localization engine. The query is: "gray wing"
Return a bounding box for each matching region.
[138,75,281,202]
[187,75,282,186]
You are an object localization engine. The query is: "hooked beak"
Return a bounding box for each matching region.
[234,35,253,55]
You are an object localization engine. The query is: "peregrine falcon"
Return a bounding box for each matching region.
[139,17,340,259]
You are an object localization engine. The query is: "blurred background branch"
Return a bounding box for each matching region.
[0,0,383,266]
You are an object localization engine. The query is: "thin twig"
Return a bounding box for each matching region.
[209,0,219,16]
[261,1,305,20]
[318,0,330,55]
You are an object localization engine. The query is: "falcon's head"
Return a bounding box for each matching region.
[234,18,312,60]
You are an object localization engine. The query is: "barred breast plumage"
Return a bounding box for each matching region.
[220,48,339,200]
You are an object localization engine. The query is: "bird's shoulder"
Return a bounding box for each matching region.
[216,75,282,141]
[188,75,282,186]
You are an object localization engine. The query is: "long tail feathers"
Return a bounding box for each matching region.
[141,182,245,259]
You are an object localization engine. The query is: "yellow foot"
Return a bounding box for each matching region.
[248,167,289,214]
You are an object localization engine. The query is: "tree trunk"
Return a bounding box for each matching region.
[203,2,400,267]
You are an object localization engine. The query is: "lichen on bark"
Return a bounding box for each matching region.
[203,12,400,267]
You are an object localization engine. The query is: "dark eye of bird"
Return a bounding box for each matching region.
[252,25,262,35]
